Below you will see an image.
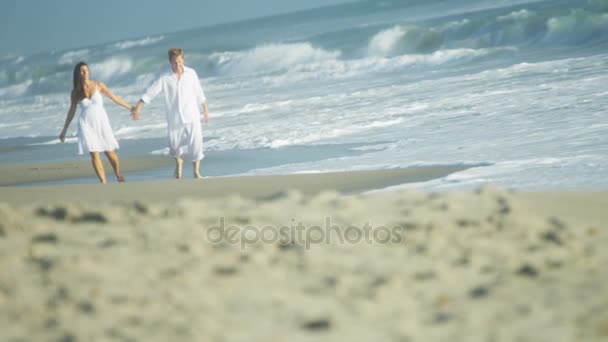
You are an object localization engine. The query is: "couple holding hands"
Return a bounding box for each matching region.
[59,48,209,183]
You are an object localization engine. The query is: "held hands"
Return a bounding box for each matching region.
[130,105,141,121]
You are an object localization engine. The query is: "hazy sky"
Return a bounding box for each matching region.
[0,0,354,54]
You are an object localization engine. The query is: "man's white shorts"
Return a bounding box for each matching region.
[167,121,204,162]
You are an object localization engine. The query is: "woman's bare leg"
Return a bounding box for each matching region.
[104,150,124,182]
[90,152,106,184]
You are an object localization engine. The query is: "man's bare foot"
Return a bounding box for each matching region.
[117,175,125,182]
[174,158,183,179]
[193,161,202,179]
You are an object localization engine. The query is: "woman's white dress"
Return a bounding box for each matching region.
[77,89,119,154]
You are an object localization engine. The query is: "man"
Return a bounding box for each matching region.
[132,48,209,179]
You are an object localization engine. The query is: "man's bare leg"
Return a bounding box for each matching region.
[193,160,202,179]
[105,150,125,182]
[174,157,183,179]
[90,152,107,184]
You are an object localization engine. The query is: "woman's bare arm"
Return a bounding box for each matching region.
[59,91,78,142]
[98,81,133,111]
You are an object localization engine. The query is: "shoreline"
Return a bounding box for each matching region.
[0,165,470,205]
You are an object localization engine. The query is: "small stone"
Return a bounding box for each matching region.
[278,241,301,251]
[239,254,250,263]
[176,244,189,253]
[234,216,250,225]
[73,212,107,224]
[542,231,562,245]
[399,222,418,230]
[58,332,76,342]
[516,264,539,278]
[31,257,54,272]
[97,238,118,248]
[32,233,58,244]
[497,197,511,215]
[132,201,148,214]
[45,318,59,329]
[370,276,387,288]
[433,312,452,324]
[302,318,331,331]
[548,217,567,230]
[37,207,68,220]
[214,265,238,276]
[323,276,338,287]
[55,286,69,301]
[546,260,564,269]
[77,301,95,314]
[469,286,489,299]
[160,268,179,278]
[259,191,289,202]
[414,271,435,281]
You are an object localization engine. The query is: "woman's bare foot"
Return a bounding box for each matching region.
[194,172,203,179]
[174,157,183,179]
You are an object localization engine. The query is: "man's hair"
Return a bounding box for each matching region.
[168,48,184,61]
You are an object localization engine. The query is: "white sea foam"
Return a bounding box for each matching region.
[112,36,165,50]
[442,18,471,30]
[268,118,404,149]
[12,56,25,65]
[497,9,533,22]
[149,147,170,156]
[211,43,341,76]
[28,137,77,146]
[58,49,90,65]
[91,57,133,81]
[0,79,33,98]
[368,26,407,57]
[544,11,608,42]
[113,123,167,140]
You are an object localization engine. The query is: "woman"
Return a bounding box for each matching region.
[59,62,132,183]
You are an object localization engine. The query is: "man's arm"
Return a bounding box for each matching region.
[132,75,164,120]
[202,101,209,123]
[192,70,208,123]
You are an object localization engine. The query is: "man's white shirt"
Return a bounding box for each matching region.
[141,66,206,128]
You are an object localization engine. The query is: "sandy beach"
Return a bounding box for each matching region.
[0,163,607,341]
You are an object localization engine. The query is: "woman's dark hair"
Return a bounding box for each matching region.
[72,62,88,101]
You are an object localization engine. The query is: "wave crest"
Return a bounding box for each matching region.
[112,36,165,50]
[58,49,90,65]
[91,58,133,82]
[210,43,341,76]
[545,10,608,43]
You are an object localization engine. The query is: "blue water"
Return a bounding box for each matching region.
[1,0,607,190]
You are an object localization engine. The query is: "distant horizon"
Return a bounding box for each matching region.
[0,0,357,56]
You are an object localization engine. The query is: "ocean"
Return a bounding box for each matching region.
[1,0,607,190]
